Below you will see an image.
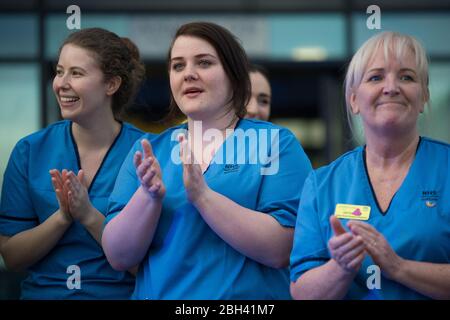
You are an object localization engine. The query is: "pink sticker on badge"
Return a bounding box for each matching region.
[335,204,370,220]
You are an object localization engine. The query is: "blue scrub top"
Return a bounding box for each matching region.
[0,120,145,299]
[290,137,450,300]
[107,118,312,299]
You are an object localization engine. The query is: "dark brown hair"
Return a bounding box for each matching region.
[249,64,270,84]
[59,28,145,119]
[167,22,251,119]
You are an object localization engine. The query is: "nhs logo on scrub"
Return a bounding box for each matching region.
[170,121,280,176]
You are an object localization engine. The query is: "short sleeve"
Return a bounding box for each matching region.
[256,128,312,227]
[290,171,330,282]
[104,139,141,225]
[0,140,39,236]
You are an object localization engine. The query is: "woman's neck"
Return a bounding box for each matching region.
[187,111,238,140]
[365,130,419,170]
[71,112,121,150]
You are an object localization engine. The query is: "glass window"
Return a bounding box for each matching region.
[45,14,128,59]
[352,13,450,56]
[0,64,40,195]
[46,79,60,124]
[129,14,268,59]
[419,62,450,143]
[46,13,346,61]
[269,14,346,61]
[0,14,38,58]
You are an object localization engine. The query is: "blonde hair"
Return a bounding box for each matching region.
[344,31,430,132]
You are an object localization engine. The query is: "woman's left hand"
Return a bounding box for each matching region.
[178,134,209,204]
[348,221,404,280]
[65,170,94,226]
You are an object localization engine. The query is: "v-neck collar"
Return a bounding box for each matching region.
[182,118,243,176]
[68,121,123,193]
[361,137,422,216]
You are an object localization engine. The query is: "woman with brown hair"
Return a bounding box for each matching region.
[0,28,146,299]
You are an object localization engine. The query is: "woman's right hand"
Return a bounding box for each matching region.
[328,215,366,274]
[134,139,166,200]
[49,169,73,224]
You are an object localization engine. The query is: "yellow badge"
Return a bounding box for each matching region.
[334,203,371,221]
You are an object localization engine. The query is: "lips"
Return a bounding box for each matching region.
[377,101,405,107]
[59,95,80,106]
[60,96,79,102]
[183,87,204,97]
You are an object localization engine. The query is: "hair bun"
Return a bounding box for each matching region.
[121,37,141,61]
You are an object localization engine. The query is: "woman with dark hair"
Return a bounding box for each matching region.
[102,22,312,299]
[0,28,146,299]
[245,64,272,121]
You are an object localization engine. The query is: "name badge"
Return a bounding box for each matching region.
[334,203,371,221]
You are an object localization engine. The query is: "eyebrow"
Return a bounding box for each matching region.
[170,53,217,62]
[257,93,271,98]
[400,68,417,74]
[56,65,87,72]
[366,67,417,74]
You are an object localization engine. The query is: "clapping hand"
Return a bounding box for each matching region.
[134,139,166,199]
[328,216,367,274]
[348,221,403,280]
[178,134,209,204]
[50,169,72,223]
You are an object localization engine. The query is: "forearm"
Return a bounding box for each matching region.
[73,209,140,274]
[102,186,162,271]
[80,207,105,245]
[392,259,450,299]
[290,259,356,300]
[0,210,71,271]
[194,189,293,268]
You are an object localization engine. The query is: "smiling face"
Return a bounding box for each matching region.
[53,44,116,123]
[350,47,427,137]
[169,36,233,121]
[245,71,272,121]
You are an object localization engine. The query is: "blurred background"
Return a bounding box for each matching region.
[1,0,449,299]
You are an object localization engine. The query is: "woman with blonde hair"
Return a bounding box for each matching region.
[290,31,450,300]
